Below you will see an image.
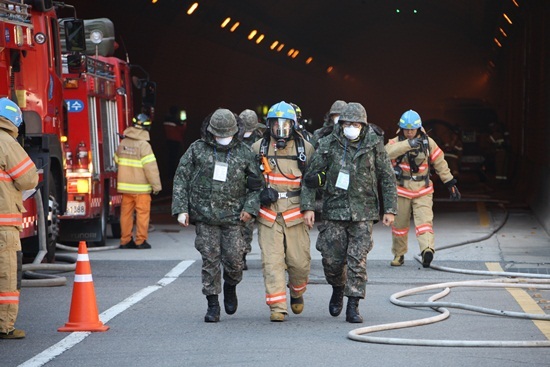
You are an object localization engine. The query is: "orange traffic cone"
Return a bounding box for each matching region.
[58,241,109,332]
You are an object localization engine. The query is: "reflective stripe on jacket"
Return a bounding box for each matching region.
[0,118,39,231]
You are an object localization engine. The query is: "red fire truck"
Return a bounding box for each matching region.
[1,1,155,262]
[58,18,156,246]
[1,0,68,263]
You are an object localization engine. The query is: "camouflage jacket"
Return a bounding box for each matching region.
[242,130,263,147]
[301,124,397,222]
[171,134,261,226]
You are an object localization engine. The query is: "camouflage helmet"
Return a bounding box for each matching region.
[339,102,367,124]
[207,108,238,137]
[329,100,347,115]
[239,109,259,132]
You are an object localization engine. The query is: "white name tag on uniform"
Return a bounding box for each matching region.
[213,162,228,182]
[335,169,350,190]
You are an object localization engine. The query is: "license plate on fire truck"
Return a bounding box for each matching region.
[66,201,86,216]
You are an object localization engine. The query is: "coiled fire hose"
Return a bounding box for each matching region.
[348,201,550,347]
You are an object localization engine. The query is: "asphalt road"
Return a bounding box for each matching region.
[3,202,550,367]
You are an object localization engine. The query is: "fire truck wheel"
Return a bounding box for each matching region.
[46,173,60,263]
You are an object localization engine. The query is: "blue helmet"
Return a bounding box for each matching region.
[0,97,23,127]
[398,110,422,129]
[266,101,296,123]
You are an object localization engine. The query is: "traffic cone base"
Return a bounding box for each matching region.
[58,241,109,332]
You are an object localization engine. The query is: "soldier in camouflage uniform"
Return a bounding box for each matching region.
[239,109,263,270]
[301,102,397,323]
[310,100,347,148]
[172,108,262,323]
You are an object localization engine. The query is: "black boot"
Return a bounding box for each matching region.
[205,295,220,322]
[329,286,345,317]
[223,282,238,315]
[345,297,363,323]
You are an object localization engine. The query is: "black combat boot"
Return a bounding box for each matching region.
[345,297,363,323]
[205,295,220,322]
[223,282,238,315]
[329,285,345,317]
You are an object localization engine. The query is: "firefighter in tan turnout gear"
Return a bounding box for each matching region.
[114,113,162,249]
[252,101,315,322]
[0,98,39,339]
[385,110,460,268]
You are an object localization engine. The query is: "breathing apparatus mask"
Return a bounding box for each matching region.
[269,118,294,149]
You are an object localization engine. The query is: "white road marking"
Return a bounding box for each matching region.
[18,260,195,367]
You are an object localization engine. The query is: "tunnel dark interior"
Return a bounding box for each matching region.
[65,0,549,232]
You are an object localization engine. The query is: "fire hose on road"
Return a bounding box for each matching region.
[348,201,550,347]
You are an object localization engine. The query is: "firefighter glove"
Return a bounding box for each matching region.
[445,179,461,200]
[304,171,326,188]
[260,187,279,206]
[408,138,420,148]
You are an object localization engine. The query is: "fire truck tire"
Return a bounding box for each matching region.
[95,193,108,247]
[23,0,53,12]
[46,173,60,263]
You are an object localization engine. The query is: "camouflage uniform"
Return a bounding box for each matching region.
[240,109,263,259]
[301,104,397,299]
[172,111,261,296]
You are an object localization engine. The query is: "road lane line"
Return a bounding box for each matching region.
[477,201,490,227]
[486,262,550,339]
[18,260,195,367]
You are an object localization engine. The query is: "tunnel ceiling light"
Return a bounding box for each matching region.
[248,30,257,40]
[396,9,400,13]
[287,48,294,57]
[512,0,519,7]
[270,41,279,50]
[230,22,240,32]
[499,27,508,37]
[413,9,417,14]
[494,37,502,47]
[221,17,231,28]
[151,0,158,4]
[503,13,513,24]
[187,3,199,15]
[305,57,313,64]
[327,66,334,73]
[277,43,284,52]
[291,50,299,58]
[256,34,265,44]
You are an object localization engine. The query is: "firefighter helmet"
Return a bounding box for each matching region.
[398,110,422,129]
[339,102,367,124]
[266,101,296,122]
[133,113,152,130]
[0,97,23,127]
[267,101,296,140]
[329,100,347,115]
[207,108,238,137]
[239,109,259,132]
[289,102,302,121]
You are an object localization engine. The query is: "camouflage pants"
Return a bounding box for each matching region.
[195,222,245,296]
[242,218,255,254]
[316,220,373,299]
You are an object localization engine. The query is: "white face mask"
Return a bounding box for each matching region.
[243,131,253,138]
[215,136,233,145]
[343,126,361,140]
